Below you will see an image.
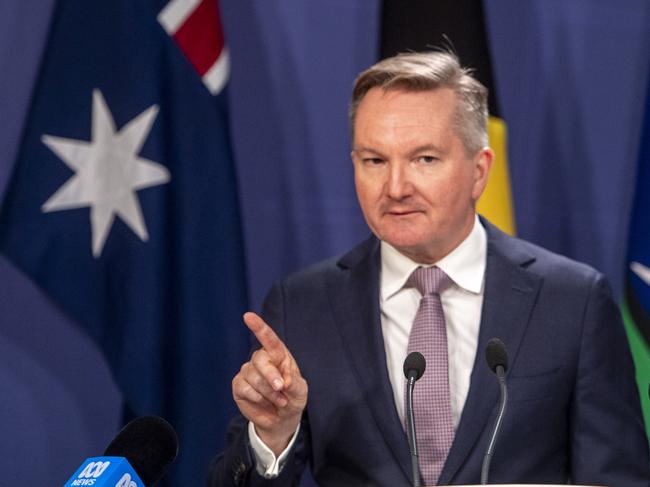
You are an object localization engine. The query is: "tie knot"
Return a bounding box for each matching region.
[408,266,451,296]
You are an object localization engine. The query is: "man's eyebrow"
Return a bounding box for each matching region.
[407,144,444,156]
[351,147,385,156]
[352,144,446,158]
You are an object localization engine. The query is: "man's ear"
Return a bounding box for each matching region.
[471,146,494,200]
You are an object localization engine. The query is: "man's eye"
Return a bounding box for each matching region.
[416,156,438,164]
[364,158,384,165]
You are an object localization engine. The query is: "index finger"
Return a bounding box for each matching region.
[243,312,290,364]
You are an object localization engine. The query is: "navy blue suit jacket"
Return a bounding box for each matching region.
[209,221,649,486]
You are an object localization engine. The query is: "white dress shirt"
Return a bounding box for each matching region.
[380,215,486,428]
[249,215,487,476]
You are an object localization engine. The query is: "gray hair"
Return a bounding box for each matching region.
[349,51,488,154]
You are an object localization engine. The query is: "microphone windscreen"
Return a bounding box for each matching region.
[485,338,509,373]
[104,416,179,486]
[403,351,426,380]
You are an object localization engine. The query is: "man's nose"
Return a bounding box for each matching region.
[386,163,413,200]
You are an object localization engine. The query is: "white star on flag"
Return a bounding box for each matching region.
[631,261,650,286]
[41,89,170,258]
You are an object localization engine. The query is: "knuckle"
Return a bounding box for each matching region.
[232,373,243,390]
[253,374,270,391]
[251,349,268,365]
[232,380,245,399]
[239,361,250,375]
[241,384,256,400]
[240,383,260,402]
[259,324,272,338]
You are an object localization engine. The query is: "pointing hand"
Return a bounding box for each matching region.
[232,312,308,455]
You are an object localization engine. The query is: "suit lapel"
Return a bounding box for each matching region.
[326,237,414,484]
[438,223,542,485]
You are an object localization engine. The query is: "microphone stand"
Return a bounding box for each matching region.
[405,374,421,487]
[480,364,508,484]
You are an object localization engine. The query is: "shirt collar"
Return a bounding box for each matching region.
[380,215,487,300]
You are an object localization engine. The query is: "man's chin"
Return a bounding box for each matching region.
[377,229,453,263]
[380,236,432,261]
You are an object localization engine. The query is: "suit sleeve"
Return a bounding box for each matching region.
[206,281,311,487]
[570,273,650,484]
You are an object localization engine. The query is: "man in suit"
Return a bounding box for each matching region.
[208,52,649,486]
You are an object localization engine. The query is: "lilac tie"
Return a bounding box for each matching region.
[405,266,454,486]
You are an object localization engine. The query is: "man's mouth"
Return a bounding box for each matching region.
[385,209,421,216]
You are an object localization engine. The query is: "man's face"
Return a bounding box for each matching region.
[351,87,492,263]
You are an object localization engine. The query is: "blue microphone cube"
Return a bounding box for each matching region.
[63,457,144,486]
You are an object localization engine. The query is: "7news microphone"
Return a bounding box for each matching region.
[403,351,426,487]
[481,337,509,485]
[63,416,178,487]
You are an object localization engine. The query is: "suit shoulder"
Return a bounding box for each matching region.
[517,238,602,281]
[486,221,606,288]
[281,255,340,288]
[278,235,378,289]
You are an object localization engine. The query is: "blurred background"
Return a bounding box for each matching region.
[1,0,649,485]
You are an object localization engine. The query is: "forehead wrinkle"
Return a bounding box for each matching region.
[353,87,458,156]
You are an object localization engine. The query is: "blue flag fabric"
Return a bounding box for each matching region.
[624,59,650,434]
[0,0,248,484]
[483,0,650,294]
[627,68,650,347]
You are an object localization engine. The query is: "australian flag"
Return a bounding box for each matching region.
[0,0,248,485]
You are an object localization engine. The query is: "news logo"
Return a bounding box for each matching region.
[114,473,137,487]
[72,460,111,485]
[63,457,144,487]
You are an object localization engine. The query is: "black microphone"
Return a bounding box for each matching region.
[104,416,179,486]
[481,338,509,485]
[403,351,426,487]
